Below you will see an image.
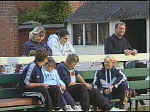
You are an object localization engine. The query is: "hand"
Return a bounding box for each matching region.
[60,86,66,91]
[69,82,77,87]
[41,84,49,88]
[108,85,114,93]
[84,83,92,90]
[124,49,131,55]
[104,89,111,95]
[131,49,138,56]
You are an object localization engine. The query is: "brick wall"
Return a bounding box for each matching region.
[0,1,19,57]
[69,1,85,13]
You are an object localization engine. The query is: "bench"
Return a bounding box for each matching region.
[0,74,44,112]
[79,67,150,110]
[0,53,149,111]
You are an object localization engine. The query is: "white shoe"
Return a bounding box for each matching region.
[72,105,82,111]
[64,105,75,111]
[110,107,126,111]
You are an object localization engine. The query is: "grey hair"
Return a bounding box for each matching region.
[115,22,126,29]
[29,26,45,40]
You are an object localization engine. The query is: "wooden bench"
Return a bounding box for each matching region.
[79,68,150,110]
[0,74,44,112]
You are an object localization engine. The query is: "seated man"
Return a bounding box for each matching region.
[93,56,128,109]
[21,50,66,111]
[56,54,113,111]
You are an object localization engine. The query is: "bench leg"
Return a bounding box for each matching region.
[135,100,138,110]
[129,99,132,111]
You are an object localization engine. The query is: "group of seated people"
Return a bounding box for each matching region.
[21,50,129,111]
[0,22,146,111]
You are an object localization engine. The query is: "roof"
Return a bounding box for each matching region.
[65,1,149,23]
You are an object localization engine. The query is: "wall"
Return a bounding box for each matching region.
[0,1,19,57]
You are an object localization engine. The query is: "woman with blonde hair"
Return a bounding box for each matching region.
[24,26,52,56]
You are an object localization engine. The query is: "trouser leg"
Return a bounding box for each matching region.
[68,84,90,111]
[89,88,112,111]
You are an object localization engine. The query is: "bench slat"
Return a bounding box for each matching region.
[0,98,40,108]
[0,88,22,99]
[122,68,149,78]
[129,80,149,90]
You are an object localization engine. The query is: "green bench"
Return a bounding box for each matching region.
[0,68,149,111]
[79,68,149,110]
[0,74,46,112]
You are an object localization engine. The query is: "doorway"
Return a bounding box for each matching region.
[122,19,146,53]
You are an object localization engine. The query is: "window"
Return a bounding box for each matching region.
[73,24,83,45]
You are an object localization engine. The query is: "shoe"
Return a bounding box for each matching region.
[110,107,126,111]
[72,105,82,111]
[63,105,74,111]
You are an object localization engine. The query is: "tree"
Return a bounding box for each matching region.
[18,1,72,25]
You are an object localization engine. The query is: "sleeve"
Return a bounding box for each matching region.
[112,69,126,88]
[24,43,30,56]
[47,37,62,56]
[24,63,36,86]
[68,42,76,54]
[55,70,66,87]
[104,38,124,54]
[126,39,133,50]
[56,65,70,86]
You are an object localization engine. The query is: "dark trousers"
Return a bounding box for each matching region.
[67,84,90,111]
[63,90,76,106]
[68,84,112,111]
[104,81,128,104]
[24,85,65,108]
[89,88,112,111]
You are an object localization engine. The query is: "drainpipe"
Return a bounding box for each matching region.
[97,23,99,47]
[83,24,86,46]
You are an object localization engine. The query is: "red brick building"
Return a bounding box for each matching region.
[0,1,84,56]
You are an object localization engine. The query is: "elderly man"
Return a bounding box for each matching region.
[104,22,137,55]
[93,56,128,109]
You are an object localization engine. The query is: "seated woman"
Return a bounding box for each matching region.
[24,26,52,56]
[41,57,81,111]
[56,54,113,111]
[47,29,75,56]
[93,56,129,109]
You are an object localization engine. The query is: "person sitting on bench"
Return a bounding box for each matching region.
[41,56,81,111]
[21,50,67,111]
[93,56,128,109]
[56,54,113,111]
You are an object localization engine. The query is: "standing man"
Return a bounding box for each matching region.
[104,22,137,55]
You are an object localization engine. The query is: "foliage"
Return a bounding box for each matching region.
[18,1,72,25]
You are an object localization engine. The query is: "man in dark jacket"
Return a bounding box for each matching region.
[104,22,137,55]
[93,56,128,109]
[21,50,66,111]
